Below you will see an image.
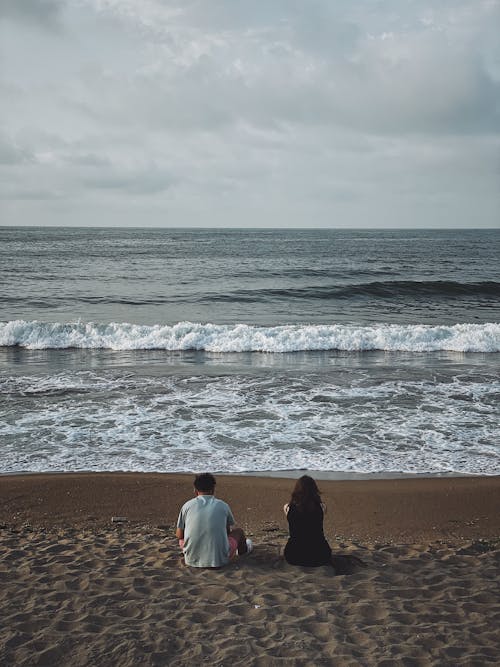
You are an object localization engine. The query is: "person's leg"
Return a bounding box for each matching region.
[229,527,248,555]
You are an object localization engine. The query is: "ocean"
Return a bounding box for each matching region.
[1,227,499,477]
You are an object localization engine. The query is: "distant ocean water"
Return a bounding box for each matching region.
[1,227,499,476]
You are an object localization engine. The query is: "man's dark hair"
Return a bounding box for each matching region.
[194,473,216,492]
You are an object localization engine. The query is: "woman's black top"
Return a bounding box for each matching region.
[284,502,332,567]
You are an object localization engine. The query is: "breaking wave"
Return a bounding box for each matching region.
[1,320,499,352]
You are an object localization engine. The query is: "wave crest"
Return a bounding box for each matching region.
[216,280,500,303]
[1,320,499,352]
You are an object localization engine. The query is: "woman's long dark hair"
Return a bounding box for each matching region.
[289,475,322,513]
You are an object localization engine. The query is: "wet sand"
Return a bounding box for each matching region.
[1,473,499,666]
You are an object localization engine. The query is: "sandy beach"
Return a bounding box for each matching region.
[1,473,499,666]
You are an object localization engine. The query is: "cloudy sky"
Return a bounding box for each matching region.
[1,0,499,228]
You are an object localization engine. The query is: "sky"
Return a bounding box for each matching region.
[0,0,499,228]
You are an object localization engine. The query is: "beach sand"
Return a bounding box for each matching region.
[1,473,499,666]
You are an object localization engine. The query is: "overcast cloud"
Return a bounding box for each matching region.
[1,0,499,227]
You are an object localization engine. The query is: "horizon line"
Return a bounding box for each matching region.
[1,224,498,231]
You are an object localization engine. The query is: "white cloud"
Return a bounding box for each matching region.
[0,133,32,164]
[0,0,499,227]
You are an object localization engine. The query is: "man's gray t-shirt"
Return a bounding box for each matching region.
[177,495,235,568]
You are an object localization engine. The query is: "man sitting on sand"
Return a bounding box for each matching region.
[176,473,252,568]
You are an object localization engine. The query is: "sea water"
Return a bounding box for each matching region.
[1,227,499,476]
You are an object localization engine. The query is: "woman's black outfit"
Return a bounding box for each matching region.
[284,503,332,566]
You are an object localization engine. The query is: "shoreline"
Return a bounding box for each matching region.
[1,471,499,543]
[236,468,476,480]
[0,468,478,479]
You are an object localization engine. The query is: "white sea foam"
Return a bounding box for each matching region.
[1,320,499,352]
[1,371,499,475]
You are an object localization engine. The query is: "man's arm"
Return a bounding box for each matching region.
[176,506,185,540]
[227,505,235,535]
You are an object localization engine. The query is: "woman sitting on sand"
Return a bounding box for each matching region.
[283,475,332,567]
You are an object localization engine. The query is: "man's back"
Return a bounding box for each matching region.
[177,495,235,567]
